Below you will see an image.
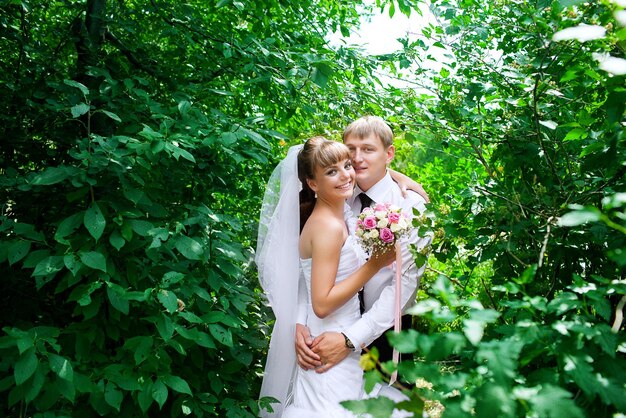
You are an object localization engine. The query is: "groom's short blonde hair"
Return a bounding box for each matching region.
[343,116,394,148]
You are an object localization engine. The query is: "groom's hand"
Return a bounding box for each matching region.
[310,332,351,373]
[295,323,322,370]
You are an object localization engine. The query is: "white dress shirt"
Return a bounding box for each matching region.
[343,171,430,350]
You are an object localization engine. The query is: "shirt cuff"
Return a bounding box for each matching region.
[344,319,374,353]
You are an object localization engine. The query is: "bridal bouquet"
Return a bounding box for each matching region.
[355,202,411,254]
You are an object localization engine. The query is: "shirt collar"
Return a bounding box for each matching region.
[350,170,393,206]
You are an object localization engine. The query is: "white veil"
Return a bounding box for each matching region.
[255,144,303,417]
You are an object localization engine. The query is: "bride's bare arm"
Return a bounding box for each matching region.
[309,224,394,318]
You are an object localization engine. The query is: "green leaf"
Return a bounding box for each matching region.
[80,251,107,272]
[131,337,152,366]
[57,376,76,402]
[138,381,154,413]
[157,290,178,313]
[167,339,186,355]
[32,256,64,277]
[14,348,38,385]
[173,146,196,163]
[154,313,175,341]
[530,384,585,418]
[563,354,597,396]
[387,329,420,353]
[129,220,154,236]
[31,166,74,186]
[204,310,227,323]
[24,369,45,402]
[48,353,74,381]
[152,379,168,409]
[69,281,103,306]
[476,340,522,385]
[559,206,601,226]
[162,271,185,288]
[539,120,557,130]
[8,240,30,265]
[341,396,396,415]
[162,375,192,395]
[71,103,90,118]
[515,264,537,284]
[101,110,121,122]
[174,236,203,260]
[55,212,84,243]
[563,128,587,141]
[179,311,203,324]
[311,62,334,88]
[15,335,34,354]
[175,325,215,349]
[475,382,516,416]
[109,230,125,251]
[606,90,626,125]
[64,79,89,95]
[63,254,83,277]
[104,381,123,412]
[463,319,487,345]
[84,203,106,241]
[208,324,233,347]
[107,283,129,315]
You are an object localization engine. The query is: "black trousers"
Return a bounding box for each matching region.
[369,315,413,363]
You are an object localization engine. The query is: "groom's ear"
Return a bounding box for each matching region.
[385,145,395,165]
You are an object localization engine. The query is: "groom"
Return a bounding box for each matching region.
[295,115,431,372]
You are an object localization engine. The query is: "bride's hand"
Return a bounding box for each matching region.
[295,323,321,370]
[370,245,397,269]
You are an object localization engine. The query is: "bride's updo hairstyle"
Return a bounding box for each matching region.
[297,136,351,232]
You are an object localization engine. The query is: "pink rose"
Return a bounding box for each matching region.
[373,203,387,212]
[379,228,394,243]
[362,216,377,229]
[387,212,401,223]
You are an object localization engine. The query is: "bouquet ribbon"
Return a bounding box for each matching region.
[389,241,402,385]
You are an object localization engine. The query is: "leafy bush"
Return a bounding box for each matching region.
[0,0,385,416]
[347,0,626,416]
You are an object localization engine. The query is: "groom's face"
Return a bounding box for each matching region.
[344,133,394,192]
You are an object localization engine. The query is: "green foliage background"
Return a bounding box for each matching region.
[0,0,624,417]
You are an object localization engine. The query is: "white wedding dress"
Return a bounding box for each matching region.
[283,235,364,417]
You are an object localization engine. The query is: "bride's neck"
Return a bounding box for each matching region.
[314,197,345,217]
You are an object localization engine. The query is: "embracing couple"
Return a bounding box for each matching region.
[256,116,431,417]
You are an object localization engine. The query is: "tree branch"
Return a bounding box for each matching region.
[611,295,626,333]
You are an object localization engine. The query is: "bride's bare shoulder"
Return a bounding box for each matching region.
[301,212,344,248]
[306,212,344,233]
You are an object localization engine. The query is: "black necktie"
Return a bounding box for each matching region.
[357,192,374,314]
[358,193,373,212]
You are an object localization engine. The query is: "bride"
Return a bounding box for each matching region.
[256,137,397,417]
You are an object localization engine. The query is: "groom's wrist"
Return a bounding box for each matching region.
[341,332,355,351]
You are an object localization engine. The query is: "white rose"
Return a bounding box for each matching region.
[377,218,389,228]
[391,218,408,232]
[366,230,379,239]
